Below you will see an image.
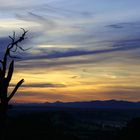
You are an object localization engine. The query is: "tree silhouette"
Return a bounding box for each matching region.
[0,28,28,139]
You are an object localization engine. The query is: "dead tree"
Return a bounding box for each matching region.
[0,29,28,133]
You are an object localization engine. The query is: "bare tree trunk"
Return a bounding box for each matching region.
[0,28,28,140]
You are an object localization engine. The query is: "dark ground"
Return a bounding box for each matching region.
[2,106,140,140]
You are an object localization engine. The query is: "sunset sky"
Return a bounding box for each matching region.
[0,0,140,103]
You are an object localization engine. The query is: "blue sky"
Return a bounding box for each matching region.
[0,0,140,102]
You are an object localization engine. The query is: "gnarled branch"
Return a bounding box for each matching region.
[1,29,28,78]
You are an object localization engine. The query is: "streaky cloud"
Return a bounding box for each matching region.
[107,21,140,29]
[23,38,140,60]
[10,83,66,88]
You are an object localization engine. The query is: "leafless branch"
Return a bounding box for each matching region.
[7,79,24,102]
[8,28,28,51]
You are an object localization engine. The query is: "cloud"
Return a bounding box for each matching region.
[107,24,123,29]
[107,22,140,29]
[19,37,140,61]
[0,0,46,11]
[13,91,69,103]
[14,85,140,102]
[15,8,96,46]
[1,18,140,72]
[16,12,56,30]
[43,3,94,18]
[10,83,66,88]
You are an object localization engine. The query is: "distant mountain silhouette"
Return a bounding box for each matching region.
[15,100,140,109]
[43,100,140,109]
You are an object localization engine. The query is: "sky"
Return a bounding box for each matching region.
[0,0,140,103]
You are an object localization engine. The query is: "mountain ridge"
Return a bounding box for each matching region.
[14,100,140,109]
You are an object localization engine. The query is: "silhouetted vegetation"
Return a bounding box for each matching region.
[0,29,28,139]
[117,117,140,140]
[4,107,140,140]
